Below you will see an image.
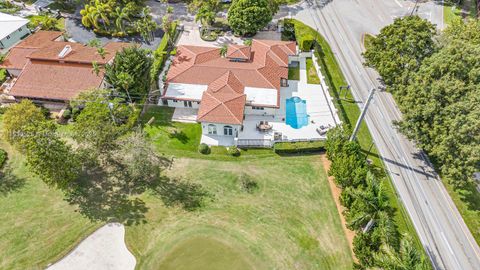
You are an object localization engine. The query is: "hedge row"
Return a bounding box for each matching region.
[150,23,177,88]
[274,140,325,154]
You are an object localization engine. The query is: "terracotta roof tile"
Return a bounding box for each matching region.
[197,71,246,125]
[9,60,103,101]
[0,47,36,70]
[226,44,251,60]
[16,30,63,48]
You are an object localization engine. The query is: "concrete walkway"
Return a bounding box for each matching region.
[47,223,136,270]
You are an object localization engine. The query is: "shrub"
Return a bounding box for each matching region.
[198,143,211,154]
[239,173,258,193]
[274,140,325,154]
[243,39,252,46]
[282,20,295,41]
[0,148,7,169]
[62,108,72,120]
[227,146,241,157]
[0,106,6,115]
[299,34,314,51]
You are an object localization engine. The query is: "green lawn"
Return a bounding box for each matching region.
[444,5,463,26]
[285,19,424,252]
[288,64,300,80]
[0,116,100,270]
[306,58,320,84]
[141,106,276,160]
[126,156,353,269]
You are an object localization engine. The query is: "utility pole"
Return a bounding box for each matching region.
[410,0,420,16]
[350,88,375,141]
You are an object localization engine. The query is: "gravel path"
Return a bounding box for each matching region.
[47,223,136,270]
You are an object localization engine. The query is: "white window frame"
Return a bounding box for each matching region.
[224,125,233,136]
[208,124,217,135]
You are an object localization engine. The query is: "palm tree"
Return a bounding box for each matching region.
[220,44,228,57]
[117,72,134,103]
[374,235,429,270]
[96,47,107,59]
[195,5,216,26]
[345,172,391,231]
[93,0,112,31]
[113,7,130,33]
[92,61,100,76]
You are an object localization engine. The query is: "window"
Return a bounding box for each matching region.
[208,124,217,135]
[18,28,22,32]
[252,106,264,110]
[224,125,233,136]
[172,99,178,103]
[6,35,10,39]
[280,78,288,87]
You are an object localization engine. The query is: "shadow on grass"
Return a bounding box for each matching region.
[65,166,209,225]
[168,130,190,144]
[152,177,210,211]
[0,167,26,196]
[65,167,150,226]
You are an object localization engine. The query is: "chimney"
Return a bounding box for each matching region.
[58,45,72,59]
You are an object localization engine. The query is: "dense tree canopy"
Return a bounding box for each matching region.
[366,18,480,188]
[105,47,152,102]
[2,100,80,189]
[227,0,273,36]
[363,16,437,88]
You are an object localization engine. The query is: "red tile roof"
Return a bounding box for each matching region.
[226,44,251,60]
[197,71,246,125]
[3,31,133,101]
[167,39,297,93]
[9,60,104,101]
[0,31,63,70]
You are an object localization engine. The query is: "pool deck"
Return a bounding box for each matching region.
[237,56,340,142]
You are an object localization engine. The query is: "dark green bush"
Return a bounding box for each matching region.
[198,143,211,154]
[299,34,314,51]
[62,108,72,120]
[274,140,325,154]
[0,149,7,169]
[227,146,241,157]
[239,173,258,193]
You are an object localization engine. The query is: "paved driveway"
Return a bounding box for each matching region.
[47,223,136,270]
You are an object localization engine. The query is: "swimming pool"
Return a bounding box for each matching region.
[285,96,309,129]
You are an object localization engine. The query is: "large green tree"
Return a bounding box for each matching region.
[2,100,80,189]
[71,89,138,156]
[374,235,429,270]
[105,47,152,101]
[363,16,436,88]
[227,0,273,36]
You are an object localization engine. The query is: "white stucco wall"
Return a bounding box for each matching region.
[0,24,29,50]
[166,99,200,109]
[201,122,241,137]
[244,106,276,116]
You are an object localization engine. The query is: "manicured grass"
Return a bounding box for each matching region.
[157,236,254,270]
[288,64,300,80]
[306,58,320,84]
[141,106,276,160]
[125,156,353,269]
[0,116,100,270]
[444,5,463,26]
[285,19,424,251]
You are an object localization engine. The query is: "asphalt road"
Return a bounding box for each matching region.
[287,0,480,269]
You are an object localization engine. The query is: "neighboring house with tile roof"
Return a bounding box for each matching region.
[0,31,132,106]
[0,12,30,50]
[162,39,297,142]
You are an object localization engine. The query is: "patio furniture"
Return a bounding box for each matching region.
[316,124,332,136]
[257,121,272,132]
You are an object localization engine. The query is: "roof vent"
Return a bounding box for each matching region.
[58,45,72,59]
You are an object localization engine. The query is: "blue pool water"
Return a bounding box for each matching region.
[285,96,309,129]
